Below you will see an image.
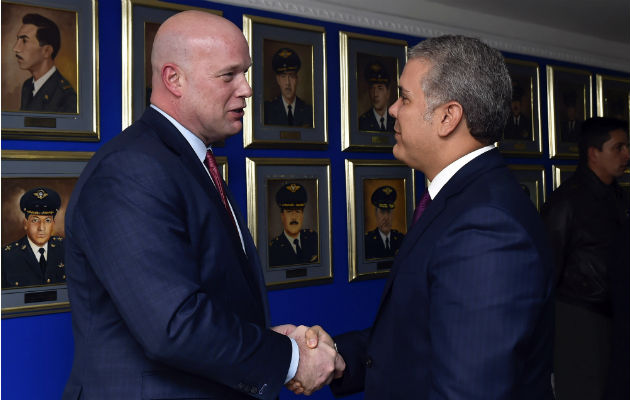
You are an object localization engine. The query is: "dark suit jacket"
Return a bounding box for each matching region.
[20,69,76,113]
[62,108,291,399]
[503,113,531,140]
[2,235,66,288]
[358,109,395,132]
[264,96,312,127]
[332,149,554,400]
[268,229,318,267]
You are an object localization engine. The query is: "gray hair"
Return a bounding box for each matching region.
[408,35,511,144]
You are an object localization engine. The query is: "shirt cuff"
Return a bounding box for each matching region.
[285,337,299,383]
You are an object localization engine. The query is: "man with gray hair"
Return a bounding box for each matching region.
[298,35,554,399]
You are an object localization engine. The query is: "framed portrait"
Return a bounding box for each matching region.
[596,74,630,130]
[507,165,546,211]
[547,65,593,158]
[346,159,415,281]
[552,164,577,190]
[243,15,327,148]
[246,158,332,288]
[499,59,542,156]
[1,150,93,318]
[1,0,99,141]
[339,31,407,151]
[121,0,221,129]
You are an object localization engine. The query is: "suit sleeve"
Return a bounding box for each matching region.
[428,205,552,399]
[70,150,291,399]
[329,328,370,397]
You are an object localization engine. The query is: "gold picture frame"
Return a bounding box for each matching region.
[499,59,543,156]
[1,150,93,318]
[346,159,415,281]
[246,157,332,288]
[1,0,99,141]
[547,65,593,159]
[339,31,407,151]
[243,15,327,148]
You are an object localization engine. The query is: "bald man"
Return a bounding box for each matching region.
[63,11,341,399]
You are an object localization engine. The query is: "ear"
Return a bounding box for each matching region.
[23,218,28,231]
[161,63,184,98]
[587,146,599,166]
[42,44,54,59]
[436,101,463,138]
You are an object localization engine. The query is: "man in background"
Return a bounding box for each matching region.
[2,187,66,288]
[264,47,313,127]
[13,13,76,113]
[359,61,396,132]
[542,117,629,400]
[63,11,341,399]
[364,185,404,259]
[269,182,319,267]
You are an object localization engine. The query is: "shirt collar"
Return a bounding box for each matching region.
[372,108,387,126]
[150,104,209,162]
[428,145,495,199]
[281,97,297,114]
[33,66,57,94]
[27,237,47,258]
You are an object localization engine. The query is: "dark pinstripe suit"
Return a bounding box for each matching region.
[332,149,555,399]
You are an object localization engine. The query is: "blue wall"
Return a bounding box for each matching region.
[1,1,626,399]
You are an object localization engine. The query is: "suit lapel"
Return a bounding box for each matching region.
[140,108,268,322]
[374,149,505,319]
[140,109,244,253]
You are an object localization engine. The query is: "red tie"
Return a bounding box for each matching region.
[412,189,432,225]
[204,150,238,231]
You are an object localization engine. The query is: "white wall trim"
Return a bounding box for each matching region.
[210,0,630,73]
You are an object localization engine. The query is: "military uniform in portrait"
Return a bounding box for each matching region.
[269,229,319,267]
[2,235,66,288]
[20,69,77,113]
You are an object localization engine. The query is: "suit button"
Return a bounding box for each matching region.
[46,278,51,283]
[365,357,373,368]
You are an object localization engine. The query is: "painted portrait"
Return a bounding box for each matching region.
[2,177,76,288]
[1,3,78,114]
[262,40,314,128]
[362,178,407,261]
[266,179,319,268]
[356,53,398,133]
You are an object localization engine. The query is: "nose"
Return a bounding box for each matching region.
[389,97,401,118]
[238,74,253,98]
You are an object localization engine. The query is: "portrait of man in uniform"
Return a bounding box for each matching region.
[503,83,532,141]
[363,179,407,261]
[1,4,77,113]
[263,41,313,128]
[356,54,398,133]
[2,186,67,288]
[268,181,319,267]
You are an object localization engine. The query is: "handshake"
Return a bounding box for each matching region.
[272,324,346,395]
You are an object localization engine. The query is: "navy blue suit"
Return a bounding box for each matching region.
[63,108,291,399]
[332,149,554,399]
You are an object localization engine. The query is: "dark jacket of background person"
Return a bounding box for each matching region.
[541,165,628,315]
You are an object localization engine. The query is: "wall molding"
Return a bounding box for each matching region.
[212,0,630,73]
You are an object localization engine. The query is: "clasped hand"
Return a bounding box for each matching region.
[272,324,345,395]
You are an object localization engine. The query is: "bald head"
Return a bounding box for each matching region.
[149,11,252,144]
